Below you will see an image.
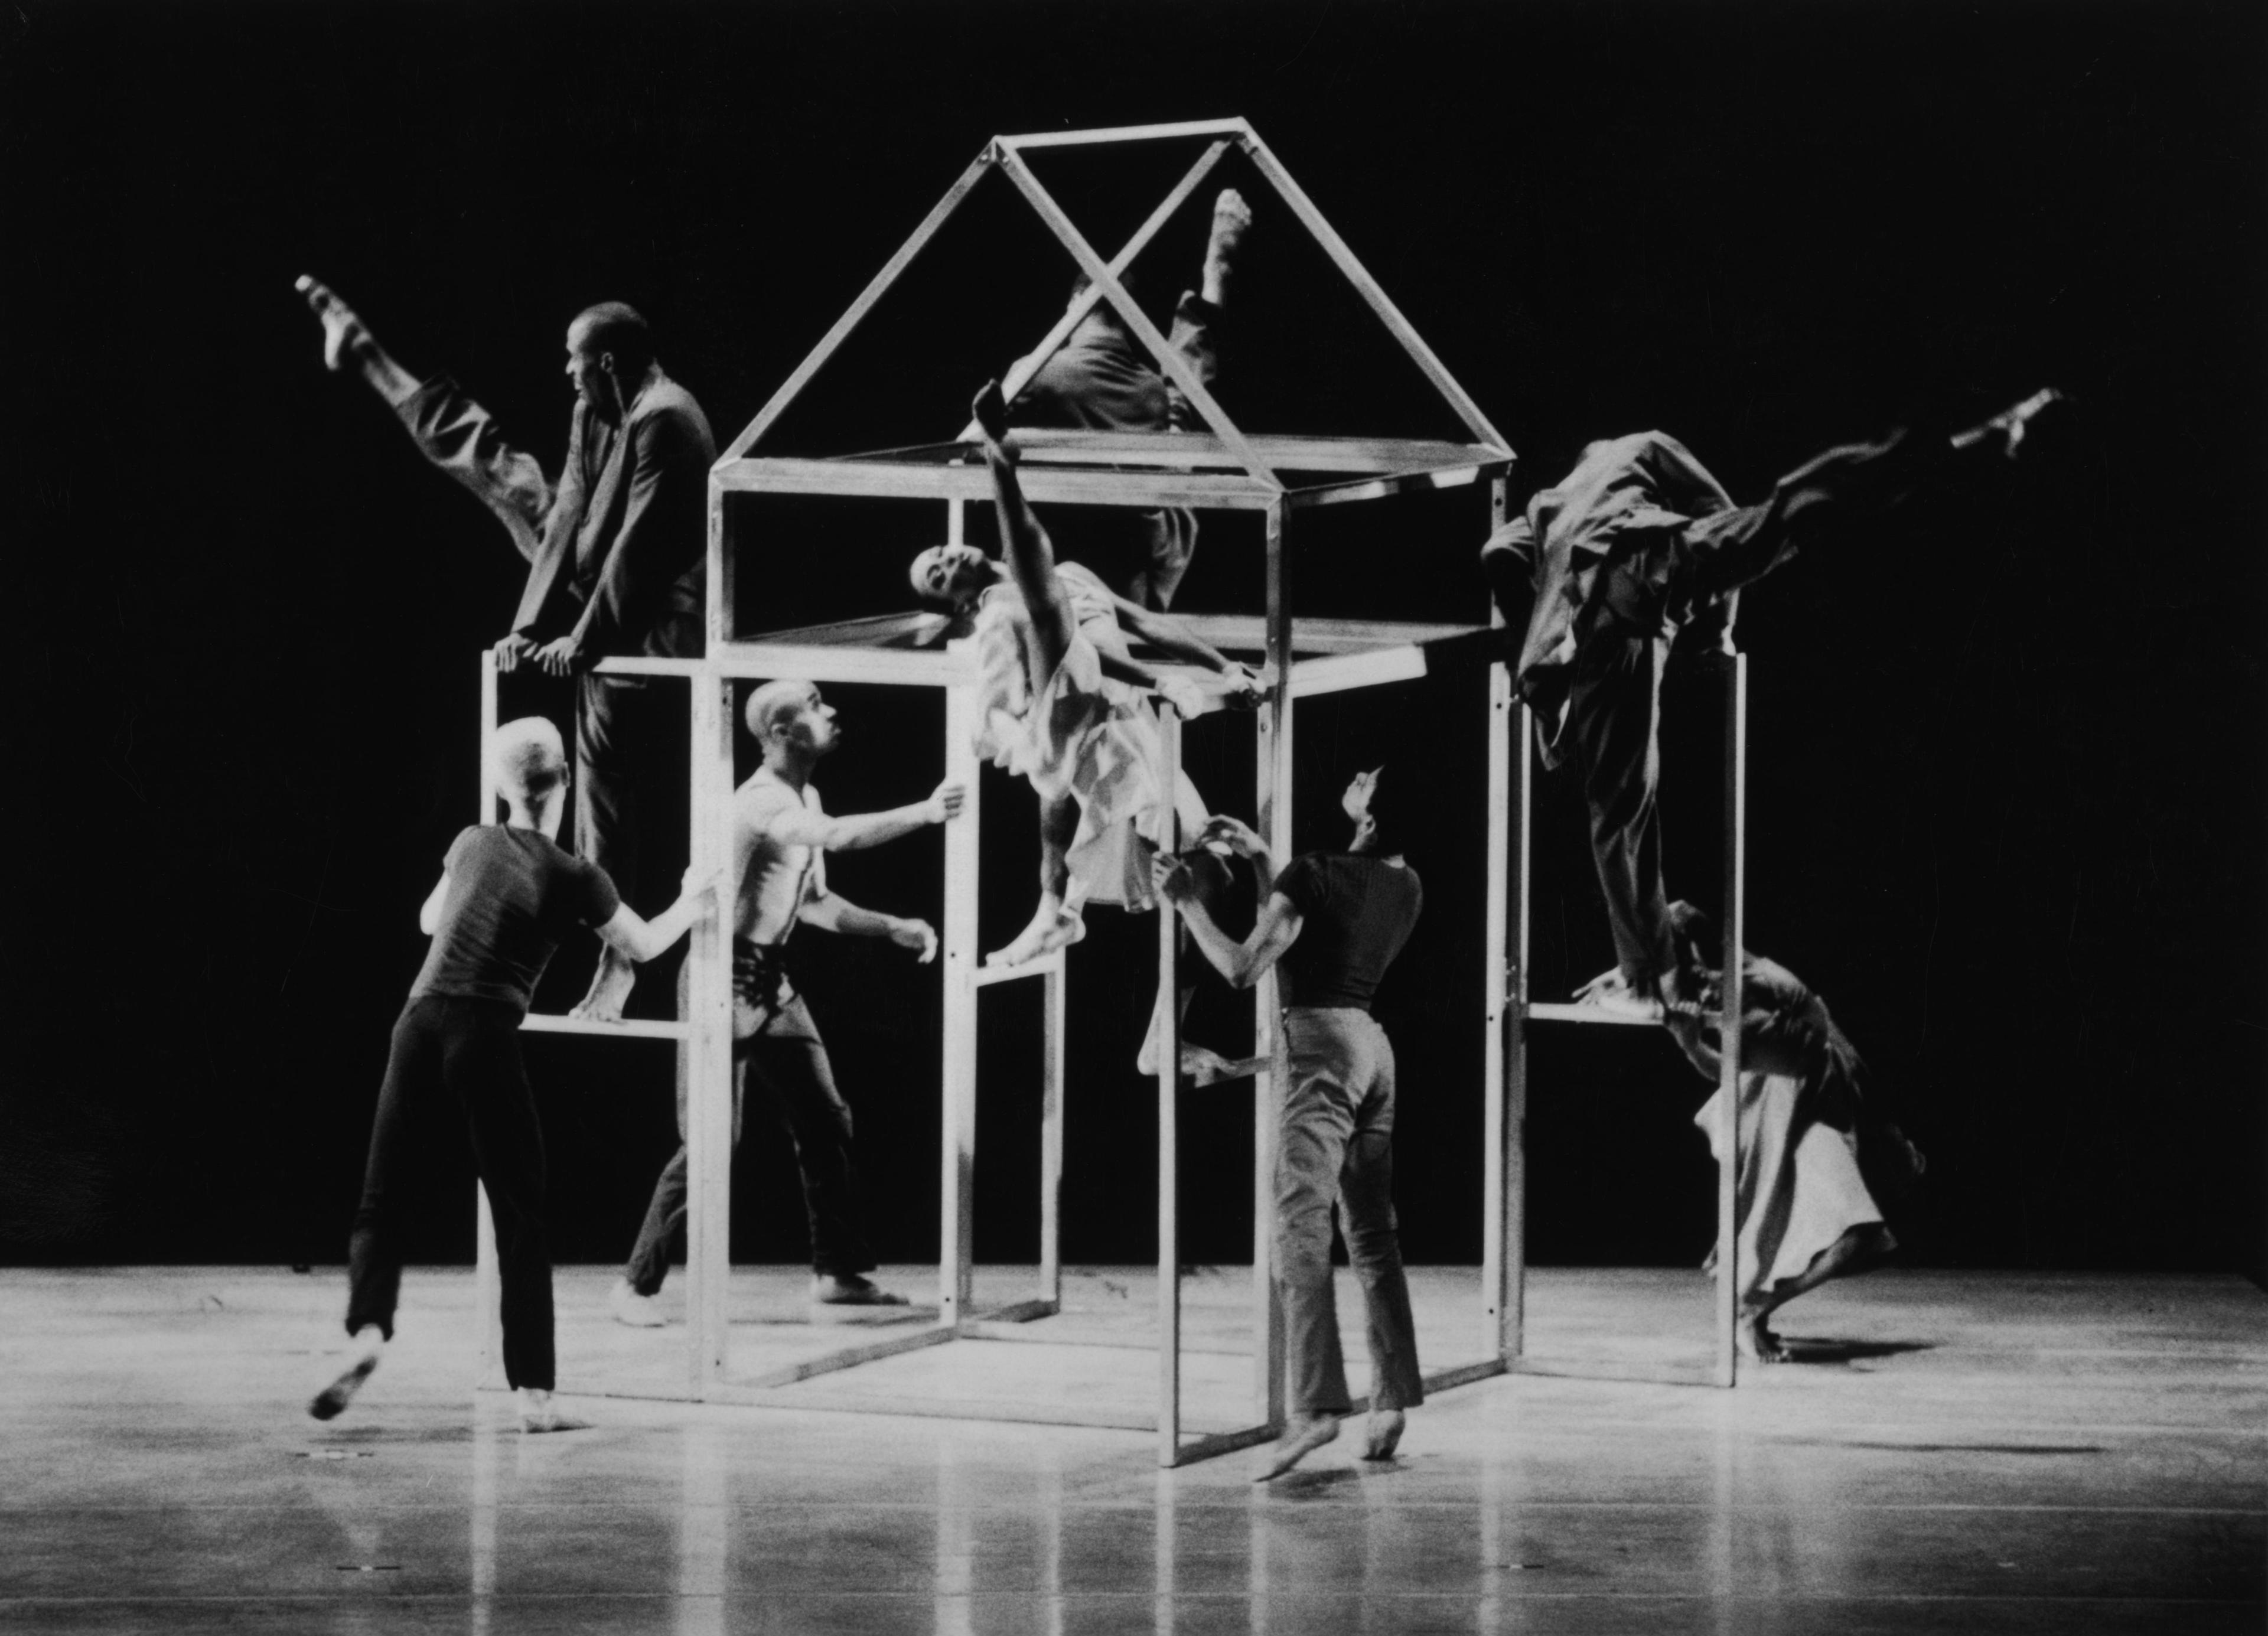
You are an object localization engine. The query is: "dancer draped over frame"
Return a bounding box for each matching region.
[311,718,715,1432]
[1001,188,1253,610]
[1481,390,2063,1025]
[1156,768,1426,1481]
[909,381,1262,972]
[298,278,715,1023]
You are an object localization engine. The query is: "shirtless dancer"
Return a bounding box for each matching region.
[908,382,1261,972]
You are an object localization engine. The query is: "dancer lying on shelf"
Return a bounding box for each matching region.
[611,681,963,1326]
[1155,768,1425,1480]
[1483,390,2064,1033]
[995,187,1253,610]
[908,380,1262,975]
[1584,902,1926,1363]
[312,718,716,1432]
[298,277,713,1024]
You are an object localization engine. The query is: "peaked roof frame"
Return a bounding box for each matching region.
[718,118,1513,493]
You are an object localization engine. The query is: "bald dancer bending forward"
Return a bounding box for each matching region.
[908,381,1260,969]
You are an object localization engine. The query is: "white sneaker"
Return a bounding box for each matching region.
[610,1279,666,1328]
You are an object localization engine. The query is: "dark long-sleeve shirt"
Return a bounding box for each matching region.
[1009,291,1221,435]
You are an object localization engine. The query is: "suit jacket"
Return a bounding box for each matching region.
[1484,431,1736,763]
[511,371,716,661]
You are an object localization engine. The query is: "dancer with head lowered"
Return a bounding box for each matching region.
[311,718,715,1432]
[611,681,964,1322]
[1155,767,1426,1481]
[908,381,1260,970]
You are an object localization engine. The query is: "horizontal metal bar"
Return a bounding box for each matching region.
[967,1297,1061,1325]
[1286,464,1498,510]
[1526,1002,1661,1028]
[996,118,1253,152]
[1172,614,1486,655]
[1169,1422,1281,1468]
[954,1322,1251,1357]
[994,430,1510,475]
[738,611,956,650]
[1289,646,1428,699]
[972,951,1065,988]
[717,455,1280,511]
[519,1014,689,1041]
[735,1321,957,1389]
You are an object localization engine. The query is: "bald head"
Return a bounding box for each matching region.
[568,302,654,377]
[490,716,567,803]
[746,679,818,743]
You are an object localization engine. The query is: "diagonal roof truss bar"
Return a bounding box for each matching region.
[724,150,995,460]
[992,143,1282,493]
[1236,130,1511,455]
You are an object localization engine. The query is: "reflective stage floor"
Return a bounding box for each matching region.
[1,1265,2260,1632]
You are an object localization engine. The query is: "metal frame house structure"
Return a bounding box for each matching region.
[470,117,1756,1468]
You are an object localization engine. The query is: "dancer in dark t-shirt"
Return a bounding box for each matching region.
[310,717,714,1432]
[1156,766,1425,1480]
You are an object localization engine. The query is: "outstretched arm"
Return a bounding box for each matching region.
[972,380,1078,683]
[757,782,964,853]
[594,867,723,964]
[1156,859,1302,989]
[798,892,939,963]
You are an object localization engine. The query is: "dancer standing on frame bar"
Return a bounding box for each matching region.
[311,719,715,1431]
[610,682,964,1324]
[909,381,1259,970]
[298,278,714,1022]
[1003,188,1253,610]
[1156,768,1425,1481]
[1481,390,2063,1025]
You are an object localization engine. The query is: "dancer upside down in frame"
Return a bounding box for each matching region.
[1155,767,1426,1481]
[1588,903,1925,1363]
[311,718,716,1432]
[1481,389,2064,1032]
[908,380,1263,973]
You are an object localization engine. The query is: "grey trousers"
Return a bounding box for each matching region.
[1275,1007,1425,1416]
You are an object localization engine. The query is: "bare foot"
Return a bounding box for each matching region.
[1736,1308,1791,1364]
[570,949,638,1022]
[1951,387,2065,459]
[1202,190,1252,306]
[986,898,1084,968]
[296,275,374,373]
[516,1389,591,1433]
[1362,1408,1406,1461]
[1257,1412,1340,1481]
[307,1327,385,1422]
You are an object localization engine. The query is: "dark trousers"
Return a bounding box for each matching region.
[1275,1008,1425,1417]
[623,989,875,1293]
[347,995,555,1391]
[1573,429,1938,990]
[576,672,687,917]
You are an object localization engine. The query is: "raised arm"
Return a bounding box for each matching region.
[1155,859,1302,990]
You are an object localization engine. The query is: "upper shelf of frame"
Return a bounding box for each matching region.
[715,430,1514,513]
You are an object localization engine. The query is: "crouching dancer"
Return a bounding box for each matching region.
[908,380,1259,969]
[1155,768,1425,1480]
[311,718,714,1431]
[1647,902,1924,1362]
[610,682,964,1322]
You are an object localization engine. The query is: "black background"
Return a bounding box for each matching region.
[4,1,2262,1280]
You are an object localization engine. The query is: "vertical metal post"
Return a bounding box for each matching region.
[1155,710,1183,1468]
[940,680,981,1326]
[1252,499,1293,1427]
[1040,959,1065,1307]
[705,477,734,654]
[1506,701,1532,1361]
[474,651,505,1389]
[1714,653,1748,1389]
[685,674,735,1392]
[1481,661,1513,1360]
